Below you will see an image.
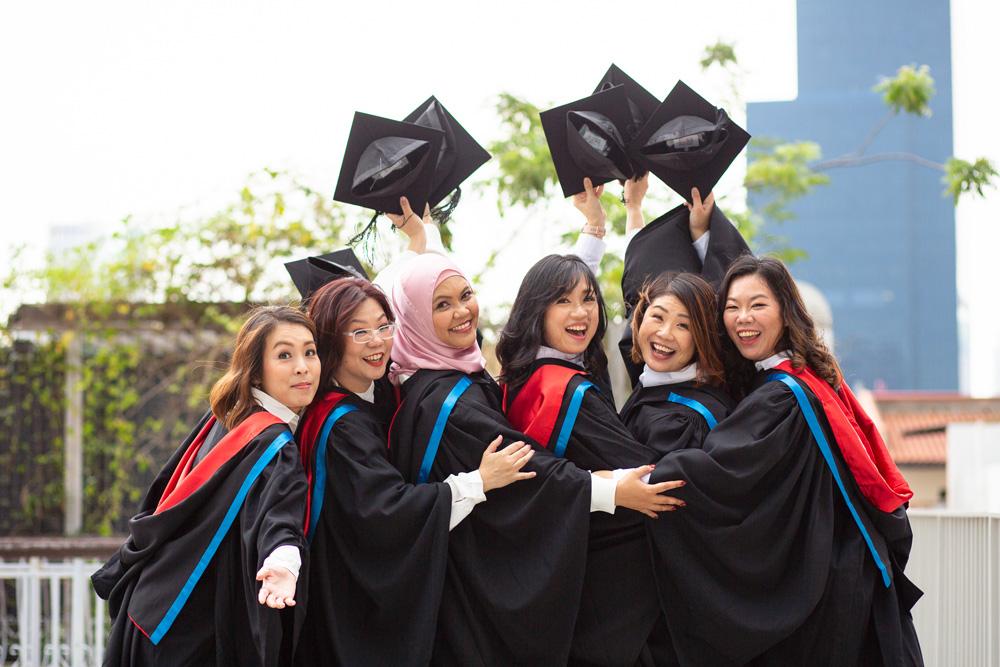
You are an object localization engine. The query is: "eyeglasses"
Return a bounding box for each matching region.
[344,323,396,344]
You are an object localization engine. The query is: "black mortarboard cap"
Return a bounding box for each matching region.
[284,248,369,300]
[333,111,444,215]
[403,96,491,209]
[628,80,750,204]
[592,64,660,144]
[541,85,636,198]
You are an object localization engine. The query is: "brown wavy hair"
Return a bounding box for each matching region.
[630,272,725,387]
[307,277,394,392]
[718,255,841,397]
[209,305,317,429]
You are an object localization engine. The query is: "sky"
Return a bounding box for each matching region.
[0,0,997,394]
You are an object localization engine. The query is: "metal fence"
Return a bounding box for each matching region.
[907,509,1000,666]
[0,559,105,667]
[0,512,997,666]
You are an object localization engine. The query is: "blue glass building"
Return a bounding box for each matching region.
[747,0,957,390]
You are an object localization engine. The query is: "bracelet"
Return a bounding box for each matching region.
[393,212,415,230]
[581,224,606,239]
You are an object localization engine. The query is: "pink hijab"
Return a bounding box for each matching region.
[388,252,485,384]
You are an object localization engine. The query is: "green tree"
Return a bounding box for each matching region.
[1,169,356,534]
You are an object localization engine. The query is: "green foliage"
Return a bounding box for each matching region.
[943,157,998,204]
[745,139,830,223]
[700,41,738,70]
[485,93,558,212]
[1,169,356,534]
[874,64,935,117]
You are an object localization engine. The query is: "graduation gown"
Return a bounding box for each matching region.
[293,390,452,667]
[620,205,750,385]
[503,359,670,666]
[92,410,307,667]
[645,371,923,666]
[388,369,593,666]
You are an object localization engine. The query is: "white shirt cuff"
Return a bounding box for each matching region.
[590,473,618,514]
[693,230,711,263]
[425,223,446,253]
[262,544,301,581]
[610,467,651,484]
[444,470,486,530]
[572,233,607,276]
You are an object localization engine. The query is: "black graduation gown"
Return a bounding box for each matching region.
[645,372,923,666]
[505,359,670,666]
[92,410,307,667]
[294,391,452,667]
[388,369,593,666]
[619,205,750,385]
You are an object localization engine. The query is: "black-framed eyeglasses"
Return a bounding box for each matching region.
[345,323,396,344]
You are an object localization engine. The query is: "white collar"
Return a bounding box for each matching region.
[639,362,699,388]
[351,381,375,403]
[332,377,375,403]
[754,351,793,372]
[535,345,584,367]
[251,388,300,431]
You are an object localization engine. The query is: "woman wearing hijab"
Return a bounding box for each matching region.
[384,251,683,665]
[293,276,536,666]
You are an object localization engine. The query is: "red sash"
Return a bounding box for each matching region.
[297,391,349,529]
[776,360,912,512]
[504,364,584,448]
[154,411,283,515]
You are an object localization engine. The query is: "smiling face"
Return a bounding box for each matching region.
[336,297,392,394]
[432,275,479,349]
[543,276,599,356]
[260,322,320,411]
[723,274,785,362]
[637,294,696,372]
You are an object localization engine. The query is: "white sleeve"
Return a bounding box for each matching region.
[444,470,486,530]
[610,467,652,483]
[261,544,301,580]
[590,472,618,514]
[692,231,711,263]
[372,250,418,297]
[572,233,607,276]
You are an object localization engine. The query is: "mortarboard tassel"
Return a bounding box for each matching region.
[348,210,381,263]
[431,187,462,226]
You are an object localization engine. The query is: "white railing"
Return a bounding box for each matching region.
[0,558,105,667]
[907,510,1000,666]
[0,513,996,666]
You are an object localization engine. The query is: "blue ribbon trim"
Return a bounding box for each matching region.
[768,373,891,589]
[417,376,473,484]
[666,392,718,430]
[150,429,294,644]
[553,380,593,458]
[307,404,359,546]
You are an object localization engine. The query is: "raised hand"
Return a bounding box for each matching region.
[687,187,715,241]
[572,177,607,230]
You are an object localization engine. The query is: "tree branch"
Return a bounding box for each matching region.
[813,152,945,172]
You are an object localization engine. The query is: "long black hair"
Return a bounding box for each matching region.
[497,254,608,392]
[718,254,841,398]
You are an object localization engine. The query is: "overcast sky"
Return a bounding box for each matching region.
[1,0,997,394]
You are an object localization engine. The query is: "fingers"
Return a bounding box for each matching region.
[512,446,534,470]
[654,479,686,492]
[583,177,596,198]
[594,183,604,198]
[255,567,267,582]
[399,196,415,219]
[626,464,655,480]
[258,583,268,605]
[704,191,715,208]
[485,435,503,454]
[498,439,523,455]
[691,187,702,207]
[514,471,537,481]
[423,203,432,219]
